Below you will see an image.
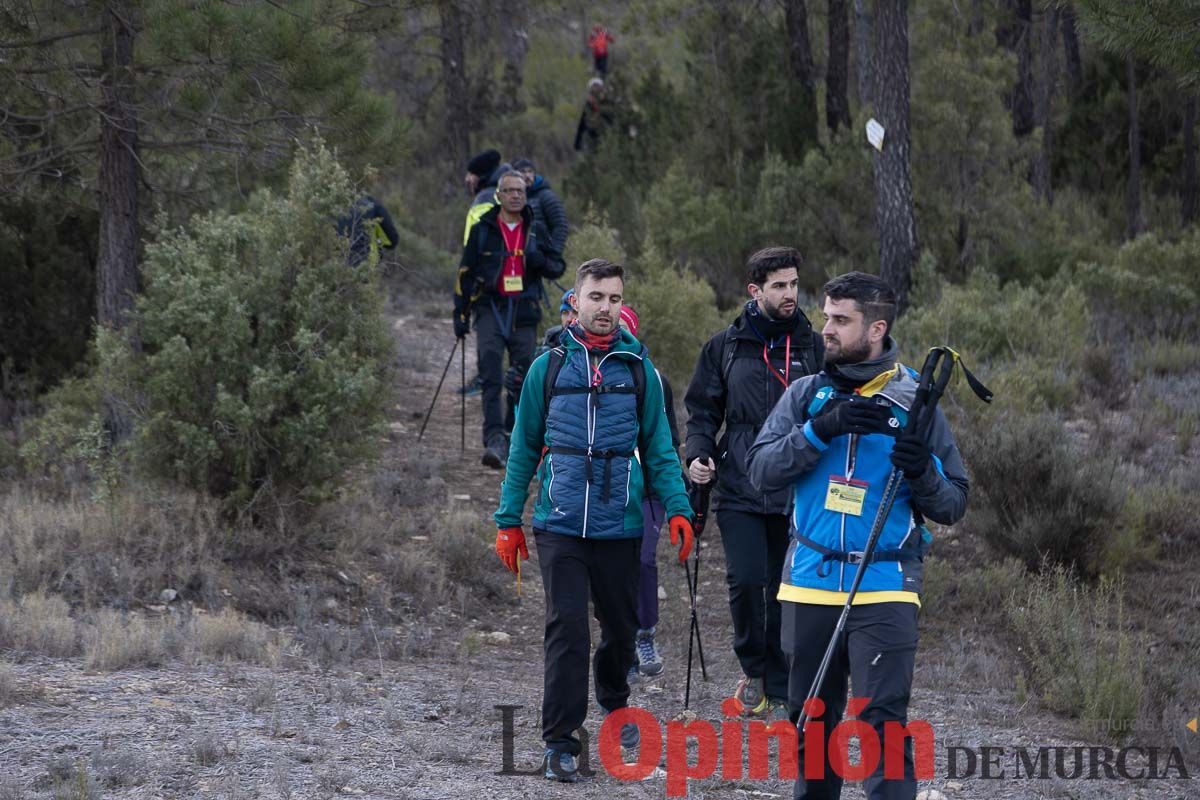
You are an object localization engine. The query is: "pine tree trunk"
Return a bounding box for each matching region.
[853,0,872,107]
[785,0,819,150]
[439,0,470,165]
[1183,95,1197,226]
[1060,3,1083,98]
[97,3,140,334]
[1010,0,1035,137]
[1032,8,1060,204]
[871,0,917,313]
[1126,56,1143,240]
[497,0,529,113]
[827,0,851,133]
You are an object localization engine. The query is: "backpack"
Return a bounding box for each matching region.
[720,326,818,387]
[542,345,646,419]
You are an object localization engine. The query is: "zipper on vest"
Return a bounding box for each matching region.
[579,349,640,538]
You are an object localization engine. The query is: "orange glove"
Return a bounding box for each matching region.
[669,515,694,563]
[495,527,529,574]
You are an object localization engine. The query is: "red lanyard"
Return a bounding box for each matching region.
[762,335,791,388]
[500,222,524,269]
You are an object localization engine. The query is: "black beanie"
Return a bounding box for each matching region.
[466,149,501,177]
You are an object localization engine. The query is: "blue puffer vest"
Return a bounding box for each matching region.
[538,343,645,539]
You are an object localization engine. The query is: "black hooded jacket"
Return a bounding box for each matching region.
[684,304,824,514]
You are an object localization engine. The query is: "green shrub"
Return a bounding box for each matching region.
[1005,567,1143,738]
[959,410,1126,576]
[1076,230,1200,338]
[626,248,726,387]
[563,213,628,271]
[102,142,393,512]
[899,269,1088,410]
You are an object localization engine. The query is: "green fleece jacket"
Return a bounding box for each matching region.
[494,328,691,536]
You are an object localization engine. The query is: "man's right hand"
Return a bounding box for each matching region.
[811,396,893,443]
[688,457,717,485]
[453,313,469,339]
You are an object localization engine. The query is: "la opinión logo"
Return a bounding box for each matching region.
[496,697,936,797]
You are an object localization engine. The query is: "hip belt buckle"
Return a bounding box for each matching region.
[845,550,866,565]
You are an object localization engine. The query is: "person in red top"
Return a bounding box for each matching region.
[455,172,563,467]
[588,23,614,76]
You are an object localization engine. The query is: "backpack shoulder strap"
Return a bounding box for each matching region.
[720,327,738,386]
[542,346,567,412]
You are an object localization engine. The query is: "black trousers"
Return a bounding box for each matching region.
[473,303,536,446]
[716,509,791,699]
[782,601,919,800]
[534,530,640,755]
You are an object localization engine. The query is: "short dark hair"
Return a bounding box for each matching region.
[747,246,803,286]
[822,271,897,335]
[512,157,536,171]
[575,258,625,288]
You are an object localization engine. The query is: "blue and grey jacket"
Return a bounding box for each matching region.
[495,327,691,538]
[745,340,968,606]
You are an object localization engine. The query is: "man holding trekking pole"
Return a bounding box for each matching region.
[746,272,970,800]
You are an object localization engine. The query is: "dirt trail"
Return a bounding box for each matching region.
[0,294,1192,799]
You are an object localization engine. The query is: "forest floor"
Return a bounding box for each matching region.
[0,290,1194,800]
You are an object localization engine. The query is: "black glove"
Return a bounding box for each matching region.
[890,433,931,479]
[503,364,526,394]
[453,312,470,339]
[810,396,893,443]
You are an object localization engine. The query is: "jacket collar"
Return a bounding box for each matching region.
[562,325,646,358]
[480,203,534,229]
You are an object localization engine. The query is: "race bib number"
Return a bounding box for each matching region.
[503,274,524,292]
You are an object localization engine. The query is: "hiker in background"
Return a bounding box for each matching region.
[534,288,578,359]
[616,305,680,681]
[463,148,511,245]
[746,271,969,800]
[493,259,693,783]
[455,171,562,468]
[337,195,398,267]
[574,78,612,152]
[588,23,614,76]
[684,246,824,717]
[513,157,569,279]
[456,149,512,397]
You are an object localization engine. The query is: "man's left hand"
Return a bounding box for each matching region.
[890,434,931,479]
[669,515,694,563]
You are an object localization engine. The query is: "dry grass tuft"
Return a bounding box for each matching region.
[83,610,168,671]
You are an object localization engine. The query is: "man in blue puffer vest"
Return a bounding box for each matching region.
[747,272,968,800]
[493,258,695,783]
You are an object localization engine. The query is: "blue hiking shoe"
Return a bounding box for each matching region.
[603,708,640,750]
[635,627,664,676]
[544,749,579,783]
[456,374,482,396]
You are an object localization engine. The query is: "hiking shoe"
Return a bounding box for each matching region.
[603,707,640,750]
[635,628,664,676]
[544,749,579,783]
[734,675,768,716]
[456,374,482,396]
[481,436,508,469]
[765,697,790,722]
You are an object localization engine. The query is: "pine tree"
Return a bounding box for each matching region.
[0,1,403,335]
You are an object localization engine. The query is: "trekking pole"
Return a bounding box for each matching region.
[418,338,459,444]
[684,483,712,710]
[460,336,466,452]
[794,347,989,735]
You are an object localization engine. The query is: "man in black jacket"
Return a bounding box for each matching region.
[684,246,824,715]
[513,158,569,277]
[454,171,565,468]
